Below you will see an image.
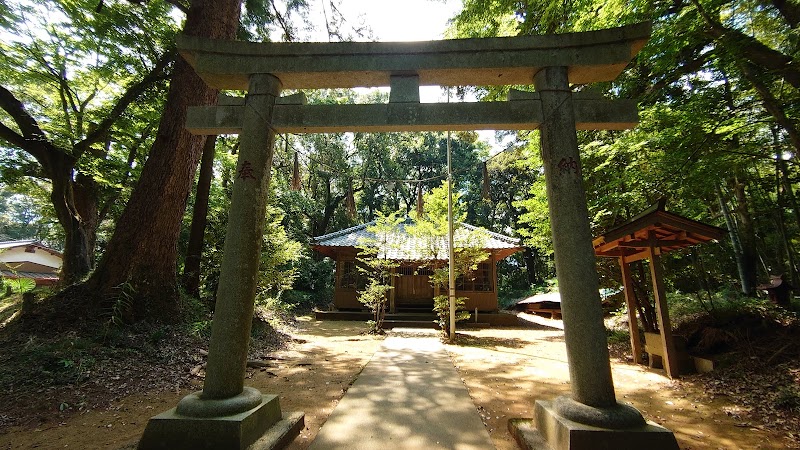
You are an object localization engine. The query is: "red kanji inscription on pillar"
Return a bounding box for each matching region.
[237,161,256,180]
[558,157,580,175]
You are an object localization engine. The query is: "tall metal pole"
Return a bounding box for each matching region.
[447,88,456,342]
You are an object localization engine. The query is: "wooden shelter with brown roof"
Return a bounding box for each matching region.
[312,217,521,313]
[593,200,725,378]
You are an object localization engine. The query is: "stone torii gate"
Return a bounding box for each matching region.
[139,23,678,450]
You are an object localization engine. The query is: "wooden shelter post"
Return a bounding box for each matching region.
[594,200,726,382]
[647,241,679,378]
[619,257,643,364]
[389,266,397,314]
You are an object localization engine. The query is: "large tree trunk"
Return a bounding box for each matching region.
[777,157,800,233]
[633,260,657,332]
[716,183,750,294]
[182,134,218,298]
[522,247,541,285]
[50,165,97,285]
[775,159,800,289]
[85,0,242,320]
[732,173,759,295]
[762,0,800,28]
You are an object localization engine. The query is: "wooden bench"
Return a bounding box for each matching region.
[643,332,694,374]
[643,332,666,369]
[522,303,562,319]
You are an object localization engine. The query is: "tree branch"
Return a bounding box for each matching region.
[163,0,189,14]
[74,49,175,157]
[691,0,800,89]
[270,0,294,42]
[764,0,800,29]
[644,49,713,100]
[739,61,800,155]
[102,0,189,15]
[0,84,52,162]
[97,124,153,223]
[0,122,28,150]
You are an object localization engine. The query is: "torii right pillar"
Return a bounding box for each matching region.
[508,67,679,449]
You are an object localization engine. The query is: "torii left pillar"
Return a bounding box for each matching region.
[138,74,304,450]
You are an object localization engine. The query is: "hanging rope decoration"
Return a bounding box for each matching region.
[416,182,425,217]
[345,179,356,218]
[481,161,490,200]
[291,151,301,191]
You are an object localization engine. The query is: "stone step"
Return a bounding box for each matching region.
[315,309,521,327]
[382,320,491,329]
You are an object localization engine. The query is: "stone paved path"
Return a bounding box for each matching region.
[309,329,495,450]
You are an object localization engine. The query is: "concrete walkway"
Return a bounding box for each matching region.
[309,329,495,450]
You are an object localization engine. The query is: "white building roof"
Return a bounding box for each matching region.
[0,240,62,257]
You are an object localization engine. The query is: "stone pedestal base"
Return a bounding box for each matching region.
[138,393,304,450]
[509,400,679,450]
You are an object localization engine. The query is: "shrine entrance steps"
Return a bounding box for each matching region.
[314,309,521,329]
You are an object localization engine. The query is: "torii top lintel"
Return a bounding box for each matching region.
[177,22,651,91]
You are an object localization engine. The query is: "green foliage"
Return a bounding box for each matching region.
[355,212,403,333]
[774,386,800,412]
[240,0,309,41]
[106,281,135,327]
[515,170,551,256]
[450,0,800,302]
[290,254,334,310]
[409,181,490,273]
[177,289,211,325]
[407,182,489,337]
[196,174,304,313]
[667,289,799,330]
[0,189,56,241]
[433,294,471,335]
[252,297,296,336]
[606,328,631,345]
[10,335,97,386]
[6,277,35,295]
[188,320,213,339]
[358,280,393,334]
[0,0,181,282]
[255,205,303,305]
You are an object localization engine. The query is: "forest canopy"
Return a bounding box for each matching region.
[0,0,797,321]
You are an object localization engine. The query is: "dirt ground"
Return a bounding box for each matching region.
[0,315,796,449]
[446,314,797,450]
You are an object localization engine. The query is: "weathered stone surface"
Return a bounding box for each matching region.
[534,65,616,407]
[248,412,306,450]
[137,394,303,450]
[176,22,650,90]
[202,73,282,400]
[185,98,638,135]
[551,396,645,430]
[509,400,679,450]
[176,387,264,418]
[389,75,421,103]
